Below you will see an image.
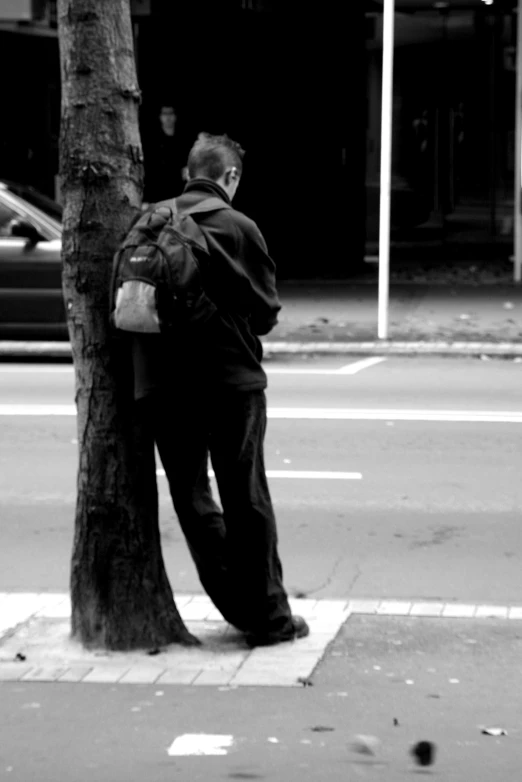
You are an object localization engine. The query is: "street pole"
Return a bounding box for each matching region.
[514,0,522,283]
[378,0,395,338]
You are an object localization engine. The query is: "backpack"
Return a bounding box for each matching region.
[110,197,230,334]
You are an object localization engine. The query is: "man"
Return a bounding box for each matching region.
[133,132,309,646]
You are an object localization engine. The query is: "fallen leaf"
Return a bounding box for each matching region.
[310,726,335,733]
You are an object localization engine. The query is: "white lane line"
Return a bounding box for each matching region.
[266,357,386,375]
[157,469,362,480]
[0,405,76,415]
[268,408,522,423]
[0,361,385,377]
[337,357,387,374]
[0,366,73,374]
[2,404,522,424]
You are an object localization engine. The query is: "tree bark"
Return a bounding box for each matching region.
[58,0,198,650]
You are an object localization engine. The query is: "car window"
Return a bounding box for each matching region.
[0,202,18,237]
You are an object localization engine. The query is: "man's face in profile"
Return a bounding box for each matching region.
[159,106,177,135]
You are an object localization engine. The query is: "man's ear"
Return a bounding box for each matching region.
[225,167,239,186]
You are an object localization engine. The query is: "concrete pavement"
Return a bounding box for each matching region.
[1,356,521,779]
[1,615,521,780]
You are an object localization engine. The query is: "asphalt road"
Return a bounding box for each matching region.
[0,355,520,605]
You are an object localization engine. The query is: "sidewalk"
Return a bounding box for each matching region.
[0,280,521,359]
[265,281,522,355]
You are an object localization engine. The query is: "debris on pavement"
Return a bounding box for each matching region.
[481,727,508,737]
[297,676,314,687]
[14,652,26,661]
[147,648,161,656]
[411,740,436,766]
[349,735,380,756]
[310,725,335,733]
[393,718,399,727]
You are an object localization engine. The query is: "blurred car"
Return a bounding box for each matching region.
[0,180,66,340]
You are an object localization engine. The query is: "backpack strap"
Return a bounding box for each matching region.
[155,197,231,217]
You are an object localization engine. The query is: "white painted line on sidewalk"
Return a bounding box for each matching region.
[2,404,522,424]
[337,357,387,374]
[156,469,362,480]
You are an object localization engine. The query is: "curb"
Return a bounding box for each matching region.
[1,340,522,359]
[262,341,522,357]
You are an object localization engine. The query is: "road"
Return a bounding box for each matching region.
[1,354,522,781]
[0,355,520,604]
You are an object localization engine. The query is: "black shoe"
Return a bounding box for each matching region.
[245,615,310,648]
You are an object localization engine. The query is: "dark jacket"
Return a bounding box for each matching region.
[132,179,281,398]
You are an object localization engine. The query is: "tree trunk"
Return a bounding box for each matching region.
[58,0,198,650]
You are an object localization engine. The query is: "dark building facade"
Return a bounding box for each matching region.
[0,0,517,277]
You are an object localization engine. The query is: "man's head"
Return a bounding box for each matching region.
[159,105,177,136]
[186,132,245,201]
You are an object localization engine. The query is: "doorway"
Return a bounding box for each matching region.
[366,4,515,259]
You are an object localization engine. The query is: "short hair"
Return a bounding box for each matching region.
[187,132,245,181]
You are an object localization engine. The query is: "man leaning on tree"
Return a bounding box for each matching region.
[132,132,310,647]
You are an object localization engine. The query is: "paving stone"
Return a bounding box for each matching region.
[376,601,412,615]
[192,669,235,686]
[230,669,303,686]
[180,603,214,621]
[58,666,94,683]
[119,667,165,684]
[82,666,131,683]
[156,668,200,685]
[475,605,509,619]
[409,602,444,617]
[0,664,33,681]
[442,603,477,618]
[21,666,69,682]
[288,598,318,617]
[173,595,193,609]
[37,597,71,619]
[347,599,381,614]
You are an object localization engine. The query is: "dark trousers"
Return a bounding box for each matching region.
[136,387,293,637]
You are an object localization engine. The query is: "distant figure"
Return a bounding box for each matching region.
[143,105,188,203]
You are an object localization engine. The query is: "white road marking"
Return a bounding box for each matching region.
[0,366,73,374]
[167,734,234,756]
[0,405,76,415]
[268,408,522,423]
[266,357,386,375]
[337,357,387,374]
[1,404,522,424]
[156,468,362,480]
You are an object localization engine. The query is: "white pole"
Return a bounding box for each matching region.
[514,0,522,283]
[378,0,396,338]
